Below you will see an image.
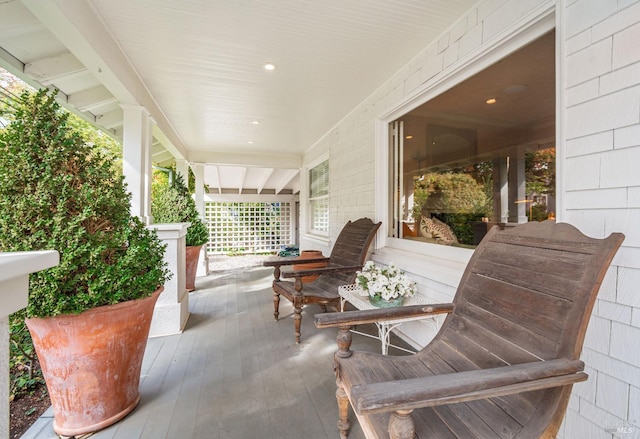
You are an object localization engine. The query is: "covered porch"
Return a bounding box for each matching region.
[2,0,640,437]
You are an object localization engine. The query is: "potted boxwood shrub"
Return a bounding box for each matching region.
[151,172,208,291]
[0,89,170,437]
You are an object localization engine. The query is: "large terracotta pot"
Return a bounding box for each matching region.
[293,250,327,283]
[25,287,162,437]
[185,244,203,291]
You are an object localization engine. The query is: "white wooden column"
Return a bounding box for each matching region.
[122,105,153,224]
[192,163,205,219]
[175,159,188,183]
[192,163,209,276]
[493,158,509,223]
[0,251,59,438]
[147,223,190,337]
[508,149,528,224]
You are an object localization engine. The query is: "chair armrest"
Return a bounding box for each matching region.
[282,264,363,279]
[350,358,586,415]
[315,303,454,328]
[262,255,329,268]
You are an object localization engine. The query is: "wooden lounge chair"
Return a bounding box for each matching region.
[264,217,381,343]
[315,221,624,439]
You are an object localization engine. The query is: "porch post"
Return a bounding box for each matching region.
[192,163,206,219]
[192,163,209,276]
[122,105,153,224]
[175,159,188,182]
[493,157,509,223]
[147,223,190,337]
[0,251,59,439]
[508,148,527,223]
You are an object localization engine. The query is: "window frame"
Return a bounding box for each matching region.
[374,11,555,264]
[307,156,330,238]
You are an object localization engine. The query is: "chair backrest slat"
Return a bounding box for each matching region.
[321,218,381,283]
[429,221,624,367]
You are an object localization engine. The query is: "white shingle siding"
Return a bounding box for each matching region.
[615,123,640,149]
[565,0,618,38]
[566,37,612,87]
[584,315,612,354]
[617,267,640,308]
[598,299,633,325]
[300,0,640,435]
[610,322,640,365]
[566,131,613,157]
[566,77,600,107]
[565,87,640,139]
[613,22,640,68]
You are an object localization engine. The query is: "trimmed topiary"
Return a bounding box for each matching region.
[151,172,209,247]
[0,89,170,318]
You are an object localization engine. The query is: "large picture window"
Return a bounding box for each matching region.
[309,159,329,235]
[390,31,556,248]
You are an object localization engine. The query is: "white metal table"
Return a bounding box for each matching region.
[338,283,438,355]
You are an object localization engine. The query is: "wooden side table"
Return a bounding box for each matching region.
[337,284,438,355]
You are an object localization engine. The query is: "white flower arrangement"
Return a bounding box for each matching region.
[356,261,416,301]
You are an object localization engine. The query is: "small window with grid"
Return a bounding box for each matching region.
[309,159,329,236]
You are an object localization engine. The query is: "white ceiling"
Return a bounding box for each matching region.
[0,0,477,194]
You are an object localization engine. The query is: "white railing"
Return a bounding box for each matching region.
[0,250,59,438]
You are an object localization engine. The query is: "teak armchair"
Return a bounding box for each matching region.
[264,217,381,343]
[315,221,624,439]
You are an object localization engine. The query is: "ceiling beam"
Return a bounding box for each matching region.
[151,142,166,156]
[290,178,301,195]
[257,168,275,194]
[152,126,185,162]
[276,170,299,195]
[68,85,116,112]
[21,0,188,161]
[96,108,123,129]
[238,167,247,195]
[0,47,68,102]
[0,45,25,74]
[24,52,87,85]
[212,165,222,194]
[188,150,301,169]
[152,150,174,164]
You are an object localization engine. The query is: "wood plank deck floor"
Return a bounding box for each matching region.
[22,265,411,439]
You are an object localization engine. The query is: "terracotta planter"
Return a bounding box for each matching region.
[185,244,203,291]
[25,287,162,437]
[293,250,327,283]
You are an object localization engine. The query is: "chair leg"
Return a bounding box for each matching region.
[294,306,302,343]
[273,291,280,320]
[336,378,350,439]
[388,409,415,439]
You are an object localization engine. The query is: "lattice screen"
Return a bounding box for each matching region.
[205,202,293,255]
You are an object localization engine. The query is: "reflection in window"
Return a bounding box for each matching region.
[389,31,556,247]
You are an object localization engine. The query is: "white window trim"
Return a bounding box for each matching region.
[374,4,555,267]
[305,154,330,241]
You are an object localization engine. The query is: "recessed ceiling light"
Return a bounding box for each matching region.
[486,98,497,104]
[248,141,254,144]
[405,135,413,139]
[252,120,260,125]
[263,62,276,71]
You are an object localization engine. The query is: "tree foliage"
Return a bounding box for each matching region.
[412,172,488,220]
[0,89,170,317]
[151,172,209,246]
[525,147,555,197]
